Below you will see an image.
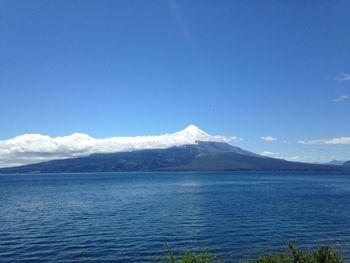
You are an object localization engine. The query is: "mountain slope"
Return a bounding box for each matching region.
[0,124,234,168]
[0,141,346,174]
[318,160,346,166]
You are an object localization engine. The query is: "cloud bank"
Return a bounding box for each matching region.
[298,136,350,145]
[260,151,313,162]
[0,125,239,168]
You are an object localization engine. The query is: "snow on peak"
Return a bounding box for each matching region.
[173,125,239,145]
[175,125,209,137]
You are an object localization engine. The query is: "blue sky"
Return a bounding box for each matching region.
[1,0,350,163]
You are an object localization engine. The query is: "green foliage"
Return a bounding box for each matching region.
[162,249,220,263]
[156,242,346,263]
[154,243,222,263]
[255,253,293,263]
[311,246,343,263]
[286,242,344,263]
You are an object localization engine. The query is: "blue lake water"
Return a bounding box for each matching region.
[0,172,350,262]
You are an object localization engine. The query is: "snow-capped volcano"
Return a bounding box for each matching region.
[0,125,239,168]
[173,125,237,143]
[174,124,209,137]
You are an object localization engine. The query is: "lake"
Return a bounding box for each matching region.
[0,172,349,262]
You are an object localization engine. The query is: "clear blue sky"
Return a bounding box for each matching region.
[1,0,349,162]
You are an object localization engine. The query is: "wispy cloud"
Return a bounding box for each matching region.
[261,136,277,142]
[336,73,350,82]
[260,151,279,157]
[285,155,312,162]
[0,125,239,168]
[167,0,196,50]
[298,136,350,145]
[333,95,348,102]
[260,151,313,163]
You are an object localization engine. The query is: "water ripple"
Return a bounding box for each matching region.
[0,172,349,262]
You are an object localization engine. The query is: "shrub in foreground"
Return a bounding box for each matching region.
[155,242,345,263]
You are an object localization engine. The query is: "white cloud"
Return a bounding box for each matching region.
[333,95,349,102]
[298,136,350,145]
[0,125,240,168]
[284,155,312,162]
[260,151,314,163]
[336,73,350,82]
[261,136,277,142]
[260,151,279,157]
[261,150,347,164]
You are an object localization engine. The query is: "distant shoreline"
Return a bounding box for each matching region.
[1,170,350,176]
